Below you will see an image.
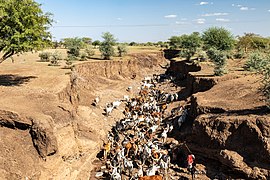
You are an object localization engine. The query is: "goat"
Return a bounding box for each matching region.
[105,104,114,116]
[124,139,138,157]
[161,127,169,143]
[146,165,160,176]
[159,153,170,179]
[92,96,100,106]
[123,95,129,101]
[126,86,132,92]
[123,157,133,176]
[110,165,121,180]
[150,125,159,134]
[137,164,144,178]
[112,100,121,109]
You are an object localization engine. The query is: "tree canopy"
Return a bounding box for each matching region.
[99,32,117,60]
[62,37,84,58]
[168,36,182,50]
[202,27,235,51]
[178,32,202,60]
[0,0,52,63]
[236,33,270,52]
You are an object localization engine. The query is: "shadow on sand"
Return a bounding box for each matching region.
[0,74,37,86]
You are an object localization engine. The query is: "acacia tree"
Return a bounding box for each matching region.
[92,40,101,48]
[202,27,235,76]
[0,0,52,63]
[99,32,116,60]
[168,36,182,50]
[202,27,235,51]
[237,33,270,52]
[178,32,202,61]
[62,37,84,58]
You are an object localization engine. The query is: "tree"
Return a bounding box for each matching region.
[202,27,235,51]
[92,40,101,48]
[129,42,137,46]
[168,36,182,50]
[178,32,202,61]
[99,32,116,60]
[236,33,256,52]
[0,0,52,63]
[202,27,235,76]
[82,37,92,45]
[62,37,84,58]
[237,33,270,52]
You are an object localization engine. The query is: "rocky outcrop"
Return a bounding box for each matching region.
[30,115,58,158]
[0,110,31,130]
[218,149,269,179]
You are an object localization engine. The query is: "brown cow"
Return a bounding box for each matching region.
[139,175,163,180]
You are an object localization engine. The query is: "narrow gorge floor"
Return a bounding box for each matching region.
[90,74,210,180]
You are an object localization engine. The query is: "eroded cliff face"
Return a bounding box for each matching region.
[0,52,167,180]
[190,115,270,179]
[168,59,270,179]
[63,53,165,107]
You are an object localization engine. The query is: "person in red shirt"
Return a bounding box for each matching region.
[187,154,196,179]
[187,154,195,169]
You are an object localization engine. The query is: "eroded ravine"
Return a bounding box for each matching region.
[90,58,270,180]
[0,52,269,180]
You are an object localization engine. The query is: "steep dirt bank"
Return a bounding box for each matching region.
[167,60,270,179]
[0,52,167,179]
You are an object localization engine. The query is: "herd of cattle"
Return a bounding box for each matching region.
[94,74,190,180]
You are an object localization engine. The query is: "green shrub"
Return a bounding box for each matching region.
[261,65,270,108]
[48,51,62,66]
[244,52,269,72]
[233,50,245,59]
[207,48,227,76]
[79,52,88,61]
[67,54,77,61]
[67,47,80,58]
[117,45,128,57]
[39,51,51,62]
[197,50,207,61]
[244,52,270,108]
[85,45,95,58]
[63,38,84,58]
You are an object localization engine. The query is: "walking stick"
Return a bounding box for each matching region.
[184,143,192,154]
